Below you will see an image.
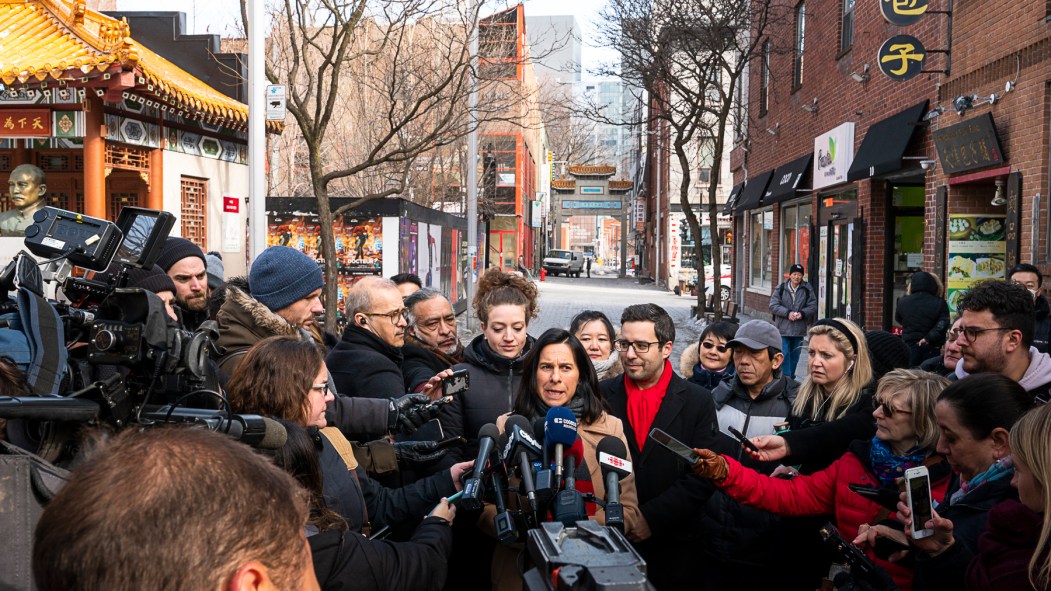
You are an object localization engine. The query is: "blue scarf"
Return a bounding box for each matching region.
[869,437,927,487]
[951,456,1015,505]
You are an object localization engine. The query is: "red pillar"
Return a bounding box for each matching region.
[83,96,105,218]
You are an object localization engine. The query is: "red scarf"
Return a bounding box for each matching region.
[625,360,674,451]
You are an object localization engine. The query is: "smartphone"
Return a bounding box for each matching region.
[442,369,470,397]
[905,466,934,539]
[435,435,466,450]
[648,428,700,465]
[726,426,760,454]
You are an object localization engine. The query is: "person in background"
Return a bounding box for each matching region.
[402,288,464,392]
[864,329,913,383]
[391,273,423,298]
[680,321,737,391]
[920,317,964,378]
[155,236,211,331]
[570,310,622,380]
[205,251,225,293]
[1010,263,1051,354]
[896,271,951,367]
[586,256,592,278]
[769,263,818,379]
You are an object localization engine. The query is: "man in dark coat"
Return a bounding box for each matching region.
[895,271,951,367]
[1009,263,1051,354]
[327,276,410,400]
[402,288,464,392]
[601,303,719,591]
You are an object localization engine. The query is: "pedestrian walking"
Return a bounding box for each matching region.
[769,264,818,378]
[586,256,592,278]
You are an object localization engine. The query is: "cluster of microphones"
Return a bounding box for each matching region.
[459,406,634,543]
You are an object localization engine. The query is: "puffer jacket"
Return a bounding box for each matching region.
[679,342,736,391]
[716,440,952,591]
[700,374,798,563]
[769,280,818,337]
[895,272,951,347]
[437,333,535,462]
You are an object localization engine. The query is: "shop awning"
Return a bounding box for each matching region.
[847,100,929,181]
[722,183,744,214]
[763,153,813,205]
[734,170,774,213]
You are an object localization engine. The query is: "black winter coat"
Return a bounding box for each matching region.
[327,325,406,400]
[1034,295,1051,354]
[309,517,453,591]
[402,343,450,392]
[601,371,720,590]
[437,334,534,462]
[895,272,951,348]
[783,388,876,473]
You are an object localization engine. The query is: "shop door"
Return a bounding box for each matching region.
[824,219,864,322]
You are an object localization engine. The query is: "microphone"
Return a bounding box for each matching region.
[139,407,288,449]
[461,423,500,511]
[503,415,542,513]
[545,406,578,483]
[596,436,632,533]
[552,438,587,526]
[489,427,516,542]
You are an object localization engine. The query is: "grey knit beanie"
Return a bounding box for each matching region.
[205,252,225,292]
[249,246,324,312]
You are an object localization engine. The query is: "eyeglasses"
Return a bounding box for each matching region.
[701,341,729,353]
[311,382,330,397]
[365,308,407,325]
[614,339,662,353]
[873,398,912,418]
[955,326,1009,342]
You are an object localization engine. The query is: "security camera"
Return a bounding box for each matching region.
[920,159,936,171]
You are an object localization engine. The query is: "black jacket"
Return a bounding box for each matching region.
[1034,295,1051,354]
[327,325,406,400]
[895,272,951,347]
[309,517,453,591]
[438,334,535,462]
[601,370,719,589]
[402,342,451,392]
[784,388,876,473]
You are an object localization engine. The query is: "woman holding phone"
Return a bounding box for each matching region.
[689,369,952,590]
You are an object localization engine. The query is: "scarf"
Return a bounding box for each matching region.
[689,363,735,391]
[592,351,620,381]
[526,393,588,425]
[869,437,927,488]
[951,456,1015,505]
[625,360,674,451]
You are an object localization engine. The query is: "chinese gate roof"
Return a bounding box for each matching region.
[567,165,616,177]
[0,0,268,132]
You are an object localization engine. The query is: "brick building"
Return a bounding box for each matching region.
[729,0,1050,330]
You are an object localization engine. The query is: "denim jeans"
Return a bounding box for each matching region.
[782,336,804,378]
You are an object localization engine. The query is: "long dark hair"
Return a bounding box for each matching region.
[270,419,347,532]
[514,328,605,424]
[937,374,1034,440]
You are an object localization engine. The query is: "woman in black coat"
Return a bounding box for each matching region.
[896,271,951,367]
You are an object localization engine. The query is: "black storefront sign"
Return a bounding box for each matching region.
[932,113,1005,174]
[1005,171,1022,270]
[881,0,929,26]
[878,35,927,81]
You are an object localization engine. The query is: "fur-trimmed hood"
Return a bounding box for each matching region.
[679,342,702,378]
[679,341,735,391]
[215,286,305,374]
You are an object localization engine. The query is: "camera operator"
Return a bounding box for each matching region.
[215,246,442,474]
[33,427,320,591]
[155,236,211,331]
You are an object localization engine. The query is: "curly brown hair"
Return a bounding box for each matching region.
[226,336,325,425]
[474,268,539,324]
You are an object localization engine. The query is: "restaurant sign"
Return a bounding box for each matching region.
[932,113,1005,175]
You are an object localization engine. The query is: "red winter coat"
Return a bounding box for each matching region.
[717,442,951,591]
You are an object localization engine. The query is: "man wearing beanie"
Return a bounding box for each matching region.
[126,264,180,323]
[769,263,817,379]
[214,246,441,468]
[155,236,210,331]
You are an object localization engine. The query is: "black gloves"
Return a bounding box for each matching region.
[394,440,449,465]
[387,393,439,434]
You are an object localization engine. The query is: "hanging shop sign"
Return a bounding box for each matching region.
[813,122,855,189]
[946,214,1007,313]
[931,113,1005,175]
[878,35,927,81]
[881,0,929,27]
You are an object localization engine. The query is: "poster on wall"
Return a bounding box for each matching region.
[946,215,1007,313]
[409,222,419,274]
[818,226,828,317]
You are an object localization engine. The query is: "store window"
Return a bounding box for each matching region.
[750,208,774,289]
[781,202,811,278]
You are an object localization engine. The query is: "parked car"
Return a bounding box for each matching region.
[542,249,585,277]
[677,265,732,301]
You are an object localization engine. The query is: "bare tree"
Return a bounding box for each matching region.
[537,81,609,171]
[598,0,784,317]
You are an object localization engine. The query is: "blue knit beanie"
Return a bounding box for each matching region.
[249,246,324,312]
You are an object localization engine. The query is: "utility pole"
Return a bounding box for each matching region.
[464,0,479,331]
[248,0,266,264]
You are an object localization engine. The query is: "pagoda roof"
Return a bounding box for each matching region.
[567,164,616,177]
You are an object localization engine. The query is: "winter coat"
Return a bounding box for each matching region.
[700,374,798,564]
[769,280,819,338]
[214,287,392,450]
[679,342,736,391]
[783,387,877,473]
[956,347,1051,402]
[437,333,535,462]
[717,440,952,591]
[895,272,951,348]
[402,334,463,392]
[919,354,955,378]
[913,499,1046,591]
[601,371,720,590]
[1034,295,1051,355]
[309,516,453,591]
[327,325,406,400]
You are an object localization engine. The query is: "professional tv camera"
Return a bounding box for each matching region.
[0,206,282,463]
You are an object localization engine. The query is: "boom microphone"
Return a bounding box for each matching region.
[461,423,500,511]
[596,436,632,533]
[545,406,578,482]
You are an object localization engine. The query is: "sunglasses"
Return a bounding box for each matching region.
[872,398,912,418]
[701,341,729,353]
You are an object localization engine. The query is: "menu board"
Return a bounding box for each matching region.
[946,214,1006,313]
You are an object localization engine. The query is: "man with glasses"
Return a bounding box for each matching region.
[402,287,464,392]
[954,280,1051,400]
[600,303,719,591]
[1009,263,1051,353]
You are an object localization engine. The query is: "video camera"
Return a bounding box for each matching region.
[0,206,277,464]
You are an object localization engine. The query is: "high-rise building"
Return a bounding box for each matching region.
[524,15,581,84]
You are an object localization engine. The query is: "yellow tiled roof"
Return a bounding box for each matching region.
[552,179,575,189]
[0,0,262,131]
[609,180,633,190]
[568,165,616,176]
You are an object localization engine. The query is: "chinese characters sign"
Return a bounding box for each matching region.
[0,109,51,137]
[878,35,926,81]
[931,113,1005,174]
[881,0,929,26]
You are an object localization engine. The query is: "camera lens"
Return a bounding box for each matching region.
[92,329,120,352]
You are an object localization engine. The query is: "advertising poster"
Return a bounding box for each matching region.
[408,222,419,275]
[399,218,412,274]
[424,224,441,288]
[946,215,1006,313]
[442,226,455,302]
[417,222,429,284]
